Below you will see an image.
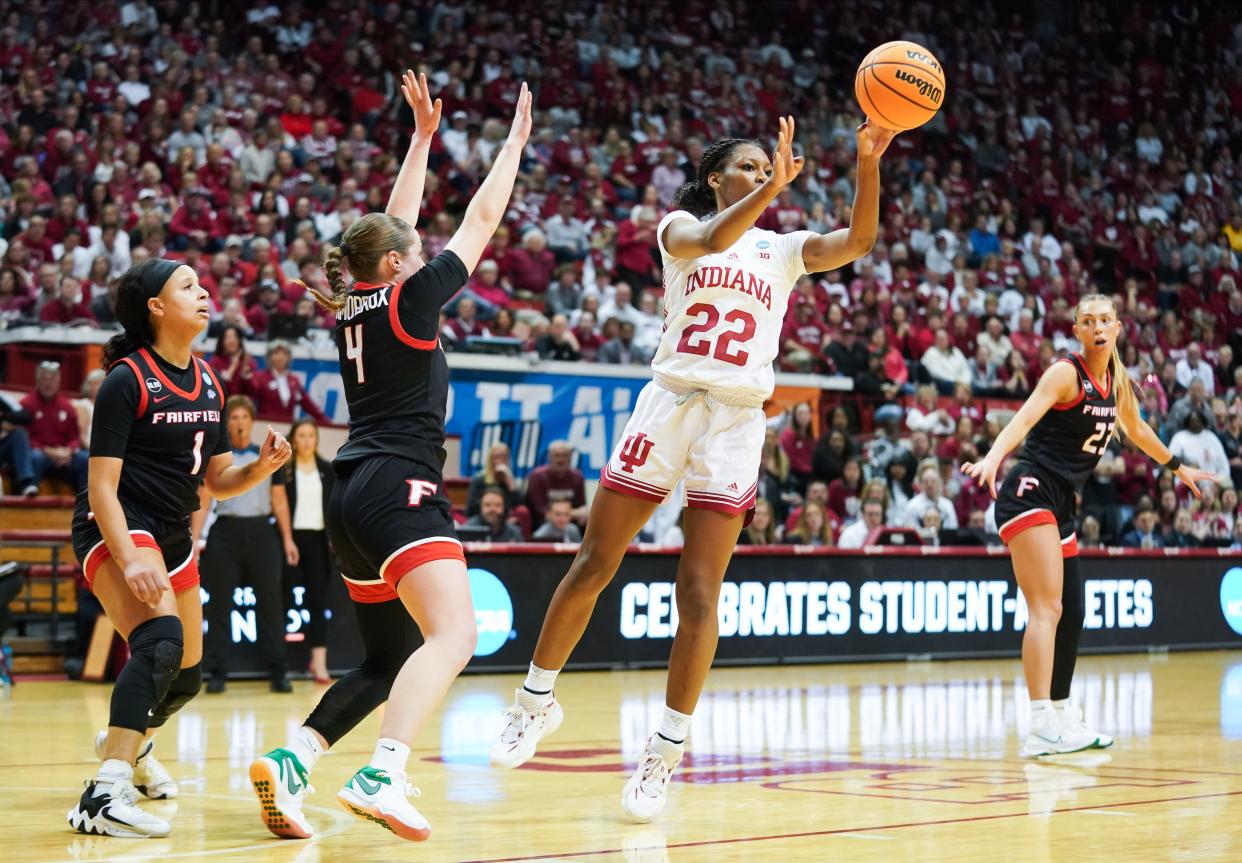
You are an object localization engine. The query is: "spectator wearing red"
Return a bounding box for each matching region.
[571,311,603,362]
[17,215,56,271]
[524,440,587,529]
[208,323,258,397]
[38,275,95,326]
[780,298,828,372]
[506,228,556,297]
[826,459,864,522]
[784,481,841,540]
[245,279,291,336]
[249,341,329,423]
[21,361,88,491]
[443,297,490,346]
[779,402,816,492]
[614,205,660,290]
[169,188,222,252]
[46,194,90,244]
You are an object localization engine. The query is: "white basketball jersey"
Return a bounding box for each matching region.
[651,210,814,402]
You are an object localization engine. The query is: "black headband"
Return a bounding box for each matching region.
[140,259,182,300]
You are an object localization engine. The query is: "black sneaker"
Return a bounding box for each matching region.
[206,675,227,694]
[270,674,292,693]
[67,778,171,838]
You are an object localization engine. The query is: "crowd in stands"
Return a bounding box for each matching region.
[0,0,1240,544]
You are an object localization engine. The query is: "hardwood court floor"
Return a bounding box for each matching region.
[1,651,1240,862]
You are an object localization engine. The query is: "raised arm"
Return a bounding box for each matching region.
[386,70,442,228]
[664,115,803,259]
[960,361,1079,498]
[444,82,532,274]
[801,122,897,273]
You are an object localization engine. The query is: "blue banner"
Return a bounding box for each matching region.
[291,356,650,480]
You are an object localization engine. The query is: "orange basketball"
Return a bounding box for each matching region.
[854,40,946,131]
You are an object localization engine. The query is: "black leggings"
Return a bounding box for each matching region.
[289,529,332,649]
[1051,555,1085,701]
[305,598,423,746]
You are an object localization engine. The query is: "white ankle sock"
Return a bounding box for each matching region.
[522,663,559,696]
[1030,698,1053,728]
[650,733,685,767]
[1051,698,1070,712]
[371,738,410,775]
[656,706,692,745]
[97,758,132,783]
[287,726,325,771]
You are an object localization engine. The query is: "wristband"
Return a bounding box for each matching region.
[1164,455,1182,471]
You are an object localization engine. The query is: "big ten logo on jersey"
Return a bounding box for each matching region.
[405,479,439,507]
[618,432,654,473]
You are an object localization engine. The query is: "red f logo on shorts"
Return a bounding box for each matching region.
[618,433,654,473]
[406,479,439,507]
[1017,476,1040,497]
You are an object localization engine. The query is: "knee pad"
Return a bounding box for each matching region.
[130,615,186,704]
[150,662,201,728]
[109,615,184,732]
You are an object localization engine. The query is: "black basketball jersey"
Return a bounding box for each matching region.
[332,251,469,468]
[82,347,229,522]
[1017,353,1118,490]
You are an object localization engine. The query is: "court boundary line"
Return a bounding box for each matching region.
[456,790,1242,863]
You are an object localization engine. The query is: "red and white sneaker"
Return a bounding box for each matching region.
[621,735,683,823]
[490,689,563,769]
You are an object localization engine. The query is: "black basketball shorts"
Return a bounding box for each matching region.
[994,460,1080,557]
[327,455,465,603]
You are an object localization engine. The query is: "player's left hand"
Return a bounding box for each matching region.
[401,69,442,138]
[283,537,300,567]
[1174,465,1222,498]
[856,121,897,161]
[258,426,292,475]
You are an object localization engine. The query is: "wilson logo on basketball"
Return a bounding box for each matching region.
[905,50,942,73]
[618,433,654,473]
[894,70,943,104]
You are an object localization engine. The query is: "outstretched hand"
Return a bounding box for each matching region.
[401,69,442,138]
[767,115,805,192]
[856,120,897,161]
[257,425,292,475]
[507,82,533,146]
[960,456,1000,500]
[1175,465,1222,498]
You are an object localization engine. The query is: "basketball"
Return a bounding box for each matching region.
[854,40,946,131]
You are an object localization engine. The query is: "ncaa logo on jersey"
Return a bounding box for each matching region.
[145,377,163,393]
[468,568,514,656]
[1084,381,1094,394]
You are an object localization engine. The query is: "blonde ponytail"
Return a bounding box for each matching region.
[312,245,347,313]
[1075,292,1137,442]
[312,213,419,314]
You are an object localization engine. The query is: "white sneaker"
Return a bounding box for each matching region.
[1056,704,1114,749]
[621,736,683,823]
[250,748,315,839]
[490,689,564,769]
[1022,712,1101,757]
[337,765,430,842]
[67,777,171,838]
[95,731,178,799]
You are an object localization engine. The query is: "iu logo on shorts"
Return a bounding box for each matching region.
[618,433,654,473]
[1017,476,1040,497]
[405,479,439,507]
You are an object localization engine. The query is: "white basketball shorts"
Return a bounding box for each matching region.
[599,380,763,516]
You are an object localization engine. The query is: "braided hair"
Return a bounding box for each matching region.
[672,137,762,218]
[312,212,417,313]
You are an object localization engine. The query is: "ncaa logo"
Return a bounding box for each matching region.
[469,568,514,656]
[145,377,163,393]
[1220,568,1242,637]
[756,240,771,249]
[1084,382,1094,394]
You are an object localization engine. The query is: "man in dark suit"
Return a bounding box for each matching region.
[598,320,651,366]
[1120,505,1164,549]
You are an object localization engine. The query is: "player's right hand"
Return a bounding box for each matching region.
[766,116,805,192]
[507,82,532,146]
[960,456,1000,500]
[124,559,170,606]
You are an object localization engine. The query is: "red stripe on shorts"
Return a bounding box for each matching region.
[998,509,1057,544]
